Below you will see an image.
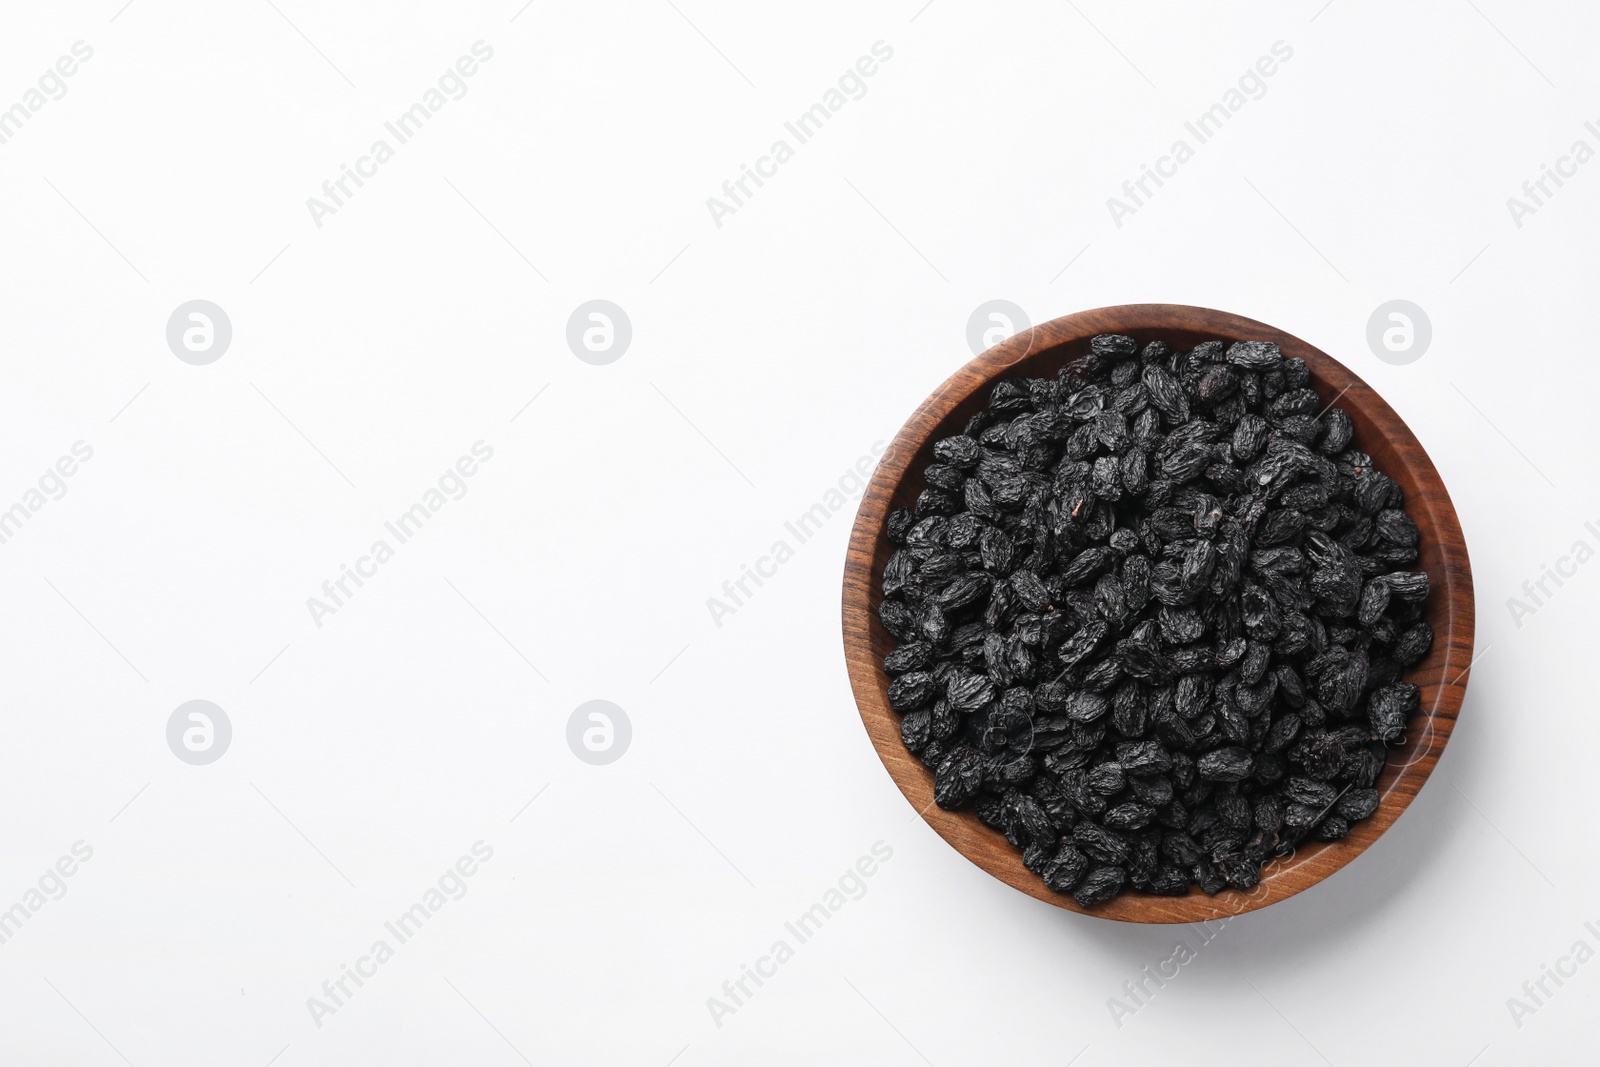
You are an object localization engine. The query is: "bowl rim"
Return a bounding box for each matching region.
[841,303,1475,923]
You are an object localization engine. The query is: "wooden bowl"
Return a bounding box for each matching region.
[842,304,1474,923]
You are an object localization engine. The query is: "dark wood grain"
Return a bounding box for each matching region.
[841,305,1475,923]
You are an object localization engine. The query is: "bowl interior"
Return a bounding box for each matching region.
[842,304,1474,923]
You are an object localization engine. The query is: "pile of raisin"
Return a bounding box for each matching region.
[878,335,1432,907]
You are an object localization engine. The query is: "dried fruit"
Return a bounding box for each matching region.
[879,334,1431,904]
[1074,865,1127,906]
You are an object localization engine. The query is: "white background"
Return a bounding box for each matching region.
[0,0,1595,1064]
